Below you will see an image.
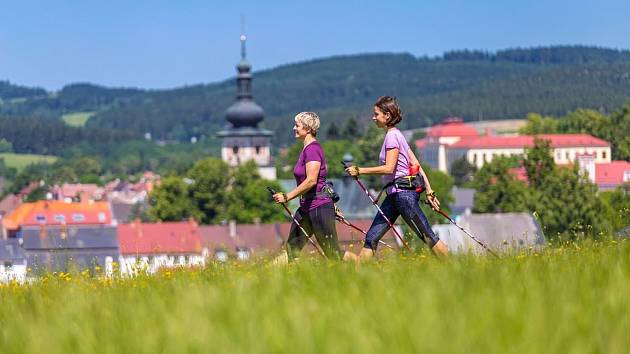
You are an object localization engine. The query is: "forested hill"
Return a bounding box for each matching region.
[2,45,630,147]
[0,81,47,101]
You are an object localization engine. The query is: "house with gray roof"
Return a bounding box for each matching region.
[0,238,27,283]
[433,212,545,254]
[21,225,119,274]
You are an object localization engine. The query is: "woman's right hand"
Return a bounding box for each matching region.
[345,165,360,177]
[426,190,440,211]
[273,192,287,204]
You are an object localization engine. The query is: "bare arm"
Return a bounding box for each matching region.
[347,148,399,176]
[408,147,440,210]
[406,147,432,192]
[273,161,320,203]
[407,147,420,166]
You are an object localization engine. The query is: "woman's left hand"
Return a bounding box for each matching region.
[273,192,287,204]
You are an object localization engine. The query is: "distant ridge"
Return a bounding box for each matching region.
[2,45,630,146]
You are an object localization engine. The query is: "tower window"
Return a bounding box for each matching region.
[232,146,239,154]
[255,146,261,154]
[602,151,607,159]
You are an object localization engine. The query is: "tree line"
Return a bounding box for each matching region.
[2,46,630,148]
[471,139,628,240]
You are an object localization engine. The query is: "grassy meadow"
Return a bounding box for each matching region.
[61,112,95,127]
[0,153,57,170]
[1,240,628,354]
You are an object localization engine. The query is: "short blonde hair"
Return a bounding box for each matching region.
[294,112,320,136]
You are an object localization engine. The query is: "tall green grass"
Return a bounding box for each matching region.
[1,241,628,354]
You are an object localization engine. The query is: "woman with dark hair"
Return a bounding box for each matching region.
[273,112,357,262]
[345,96,449,260]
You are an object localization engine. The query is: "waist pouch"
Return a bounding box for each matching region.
[302,180,340,203]
[377,174,426,201]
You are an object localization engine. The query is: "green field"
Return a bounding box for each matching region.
[0,153,57,170]
[1,241,628,354]
[61,111,95,127]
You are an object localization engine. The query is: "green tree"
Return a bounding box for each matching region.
[472,156,528,213]
[523,137,555,188]
[450,156,476,186]
[528,164,605,240]
[557,109,613,139]
[275,143,302,179]
[519,113,558,135]
[321,140,360,178]
[221,161,284,223]
[608,105,630,160]
[186,158,230,224]
[341,117,362,140]
[148,176,203,222]
[0,138,13,153]
[419,164,455,225]
[326,122,341,140]
[599,183,630,233]
[354,125,385,190]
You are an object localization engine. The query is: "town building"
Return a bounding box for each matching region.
[416,118,612,174]
[2,200,118,273]
[0,238,27,283]
[217,34,275,180]
[433,212,546,254]
[117,220,207,275]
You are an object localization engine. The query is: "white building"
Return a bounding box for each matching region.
[416,118,612,173]
[117,220,208,276]
[0,239,27,283]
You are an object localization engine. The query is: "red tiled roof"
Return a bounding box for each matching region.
[198,225,237,254]
[118,220,203,255]
[508,167,529,183]
[196,220,403,257]
[232,224,283,252]
[426,118,479,138]
[415,139,428,149]
[57,183,101,198]
[450,134,610,149]
[0,194,22,217]
[596,161,630,186]
[3,201,113,230]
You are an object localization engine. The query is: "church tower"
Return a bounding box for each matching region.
[217,33,276,180]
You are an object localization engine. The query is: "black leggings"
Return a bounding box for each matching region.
[287,202,342,260]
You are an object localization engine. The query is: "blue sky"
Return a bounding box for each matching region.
[1,0,628,90]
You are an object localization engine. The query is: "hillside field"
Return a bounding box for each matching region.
[0,153,57,170]
[61,112,95,127]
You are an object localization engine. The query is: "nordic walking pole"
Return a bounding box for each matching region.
[427,204,499,258]
[267,187,327,259]
[341,161,412,251]
[335,213,394,250]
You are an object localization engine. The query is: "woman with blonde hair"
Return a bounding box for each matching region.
[345,96,449,260]
[273,112,357,261]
